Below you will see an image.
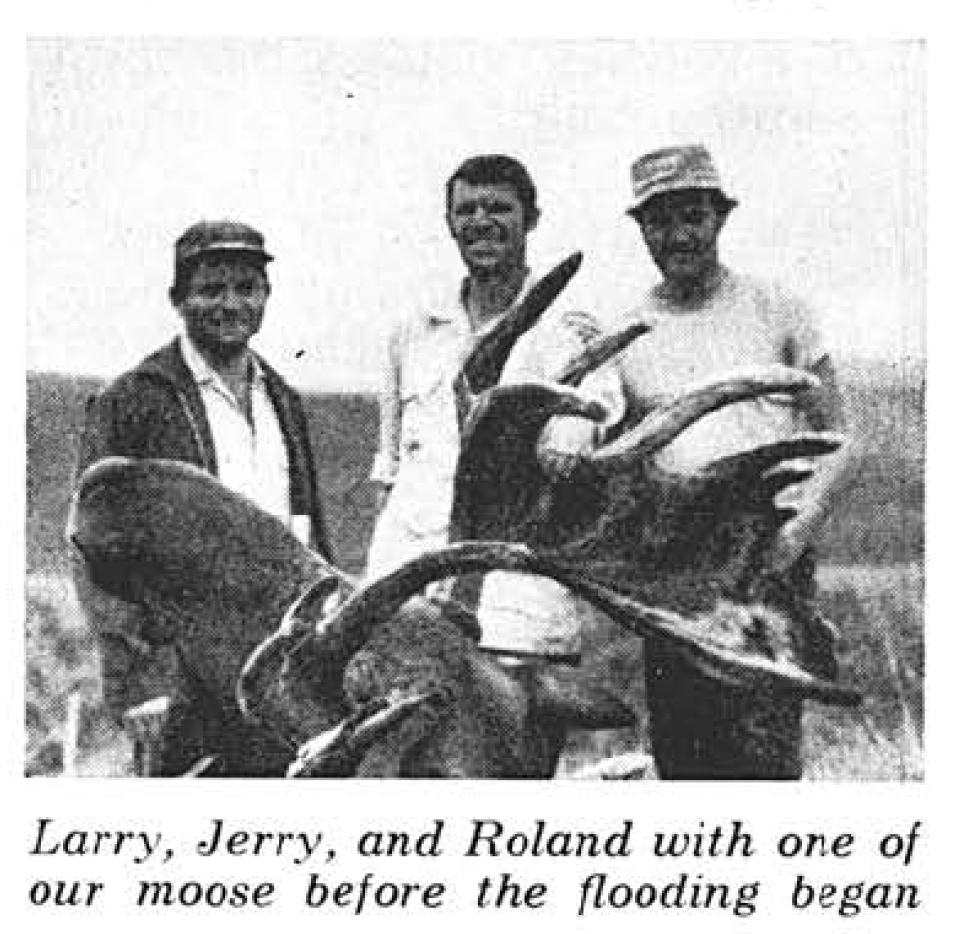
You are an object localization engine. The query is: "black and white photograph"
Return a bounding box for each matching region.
[24,37,924,784]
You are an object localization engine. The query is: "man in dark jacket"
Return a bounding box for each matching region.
[74,219,331,776]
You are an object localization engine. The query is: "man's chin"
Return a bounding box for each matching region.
[460,241,507,268]
[194,335,253,363]
[464,257,504,279]
[658,259,712,287]
[663,255,703,275]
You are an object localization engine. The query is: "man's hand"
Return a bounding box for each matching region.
[560,309,604,344]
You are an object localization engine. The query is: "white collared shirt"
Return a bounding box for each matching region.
[369,274,621,566]
[367,277,529,571]
[179,335,300,537]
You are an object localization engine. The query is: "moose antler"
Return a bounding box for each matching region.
[459,252,584,394]
[449,365,859,705]
[69,245,860,779]
[238,357,858,717]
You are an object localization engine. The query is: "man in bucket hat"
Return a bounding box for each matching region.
[612,145,857,779]
[73,219,331,775]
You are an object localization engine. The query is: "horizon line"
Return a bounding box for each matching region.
[27,353,925,392]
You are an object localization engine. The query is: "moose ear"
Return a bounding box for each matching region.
[531,668,636,730]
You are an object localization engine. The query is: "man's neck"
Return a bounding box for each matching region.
[184,336,254,388]
[463,264,528,332]
[658,264,727,307]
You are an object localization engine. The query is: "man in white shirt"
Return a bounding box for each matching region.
[368,154,616,663]
[614,144,856,778]
[177,305,299,530]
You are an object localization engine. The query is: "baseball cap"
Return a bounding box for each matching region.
[174,220,274,267]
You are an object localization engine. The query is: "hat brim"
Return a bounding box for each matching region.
[626,185,738,217]
[180,246,274,265]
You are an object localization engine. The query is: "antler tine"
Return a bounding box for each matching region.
[460,252,583,393]
[237,575,342,722]
[308,542,556,669]
[554,319,652,387]
[704,433,847,509]
[549,573,862,705]
[759,465,817,500]
[588,367,820,472]
[287,693,436,778]
[707,433,846,476]
[461,381,609,440]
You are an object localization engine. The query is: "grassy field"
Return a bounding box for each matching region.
[24,367,924,779]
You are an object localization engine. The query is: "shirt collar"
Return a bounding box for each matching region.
[427,269,535,328]
[425,278,468,325]
[426,305,460,325]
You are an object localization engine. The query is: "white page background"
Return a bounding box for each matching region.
[7,2,954,929]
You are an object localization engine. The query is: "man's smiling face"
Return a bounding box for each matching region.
[635,189,728,290]
[446,180,532,279]
[176,257,269,362]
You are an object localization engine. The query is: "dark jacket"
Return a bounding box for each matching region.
[77,339,330,555]
[73,339,332,775]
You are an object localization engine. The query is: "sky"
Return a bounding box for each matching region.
[26,39,924,391]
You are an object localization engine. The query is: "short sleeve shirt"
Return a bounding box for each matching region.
[615,267,827,472]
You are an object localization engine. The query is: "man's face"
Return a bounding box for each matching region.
[177,258,268,360]
[635,190,728,288]
[446,180,534,278]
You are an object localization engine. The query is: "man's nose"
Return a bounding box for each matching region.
[222,287,245,308]
[667,222,697,246]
